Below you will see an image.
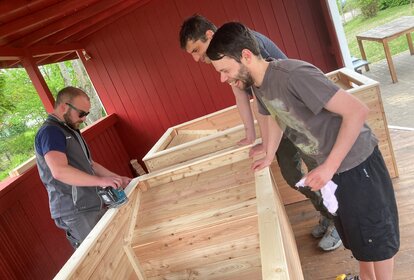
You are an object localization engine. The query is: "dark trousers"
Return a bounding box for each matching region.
[276,136,335,220]
[54,208,107,249]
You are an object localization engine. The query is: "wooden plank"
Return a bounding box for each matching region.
[142,127,174,162]
[269,169,304,279]
[254,167,303,279]
[125,189,143,244]
[124,245,146,280]
[140,143,255,188]
[255,167,290,279]
[134,219,260,278]
[8,156,36,177]
[54,179,140,279]
[326,68,398,178]
[132,154,262,279]
[143,124,259,171]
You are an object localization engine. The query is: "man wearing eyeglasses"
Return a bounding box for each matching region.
[35,86,131,249]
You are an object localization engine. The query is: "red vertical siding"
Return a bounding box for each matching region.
[82,0,340,163]
[0,168,73,280]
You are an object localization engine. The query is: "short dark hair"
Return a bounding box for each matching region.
[206,22,260,63]
[179,14,217,49]
[55,86,89,109]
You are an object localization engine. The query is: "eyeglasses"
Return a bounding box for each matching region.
[65,103,90,118]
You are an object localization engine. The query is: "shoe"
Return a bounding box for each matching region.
[311,216,330,238]
[336,274,360,280]
[318,224,342,251]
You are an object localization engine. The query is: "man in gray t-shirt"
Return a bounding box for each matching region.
[179,15,342,251]
[207,22,399,279]
[254,59,378,172]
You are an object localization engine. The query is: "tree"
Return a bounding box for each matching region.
[359,0,379,18]
[0,72,16,120]
[0,68,46,179]
[1,59,106,181]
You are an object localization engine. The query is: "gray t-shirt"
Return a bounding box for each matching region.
[254,59,378,173]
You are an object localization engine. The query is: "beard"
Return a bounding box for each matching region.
[63,112,81,130]
[233,64,254,90]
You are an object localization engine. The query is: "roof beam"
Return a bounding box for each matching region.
[0,0,60,24]
[0,46,24,60]
[22,50,55,113]
[29,43,83,57]
[36,52,78,65]
[0,0,100,45]
[43,0,150,44]
[10,0,122,48]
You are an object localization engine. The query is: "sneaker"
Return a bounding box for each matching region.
[311,216,330,238]
[336,275,360,280]
[318,224,342,251]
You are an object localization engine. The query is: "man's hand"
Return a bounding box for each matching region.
[249,143,265,157]
[237,127,256,146]
[251,157,273,172]
[237,137,254,146]
[304,163,337,191]
[120,176,132,188]
[99,176,124,189]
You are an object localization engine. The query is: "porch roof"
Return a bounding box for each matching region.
[0,0,149,68]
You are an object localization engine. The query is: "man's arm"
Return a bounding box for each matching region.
[232,86,256,145]
[251,115,283,171]
[305,88,369,190]
[249,96,268,157]
[45,151,125,189]
[92,161,131,187]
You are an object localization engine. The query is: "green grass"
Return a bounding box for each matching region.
[344,4,414,63]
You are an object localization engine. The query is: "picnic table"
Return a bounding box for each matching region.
[356,16,414,83]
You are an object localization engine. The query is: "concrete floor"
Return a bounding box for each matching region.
[361,51,414,129]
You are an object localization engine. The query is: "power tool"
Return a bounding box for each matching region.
[97,187,128,208]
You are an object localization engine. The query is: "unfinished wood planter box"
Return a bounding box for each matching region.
[54,146,303,280]
[144,67,398,182]
[326,67,398,178]
[142,103,308,205]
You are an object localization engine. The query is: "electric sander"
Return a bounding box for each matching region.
[98,187,128,208]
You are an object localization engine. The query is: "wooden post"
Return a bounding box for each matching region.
[21,49,55,113]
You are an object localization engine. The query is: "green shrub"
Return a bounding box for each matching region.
[359,0,380,18]
[379,0,410,10]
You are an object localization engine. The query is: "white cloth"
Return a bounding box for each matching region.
[295,178,338,214]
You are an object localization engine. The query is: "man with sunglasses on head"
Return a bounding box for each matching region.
[35,86,131,249]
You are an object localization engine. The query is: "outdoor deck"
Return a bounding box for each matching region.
[288,52,414,279]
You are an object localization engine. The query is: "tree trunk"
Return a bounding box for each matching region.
[71,60,104,124]
[58,62,71,86]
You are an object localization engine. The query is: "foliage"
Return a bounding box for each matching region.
[343,0,360,13]
[358,0,380,18]
[344,3,414,63]
[0,73,16,119]
[379,0,410,9]
[0,59,105,181]
[0,68,45,180]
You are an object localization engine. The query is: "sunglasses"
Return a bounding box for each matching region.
[65,103,90,118]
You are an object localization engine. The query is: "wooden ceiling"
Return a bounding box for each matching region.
[0,0,149,68]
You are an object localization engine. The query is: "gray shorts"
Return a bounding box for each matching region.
[55,208,106,249]
[332,146,399,261]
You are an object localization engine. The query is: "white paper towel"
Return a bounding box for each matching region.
[295,178,338,214]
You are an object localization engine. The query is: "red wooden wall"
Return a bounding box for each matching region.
[0,114,132,279]
[81,0,341,164]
